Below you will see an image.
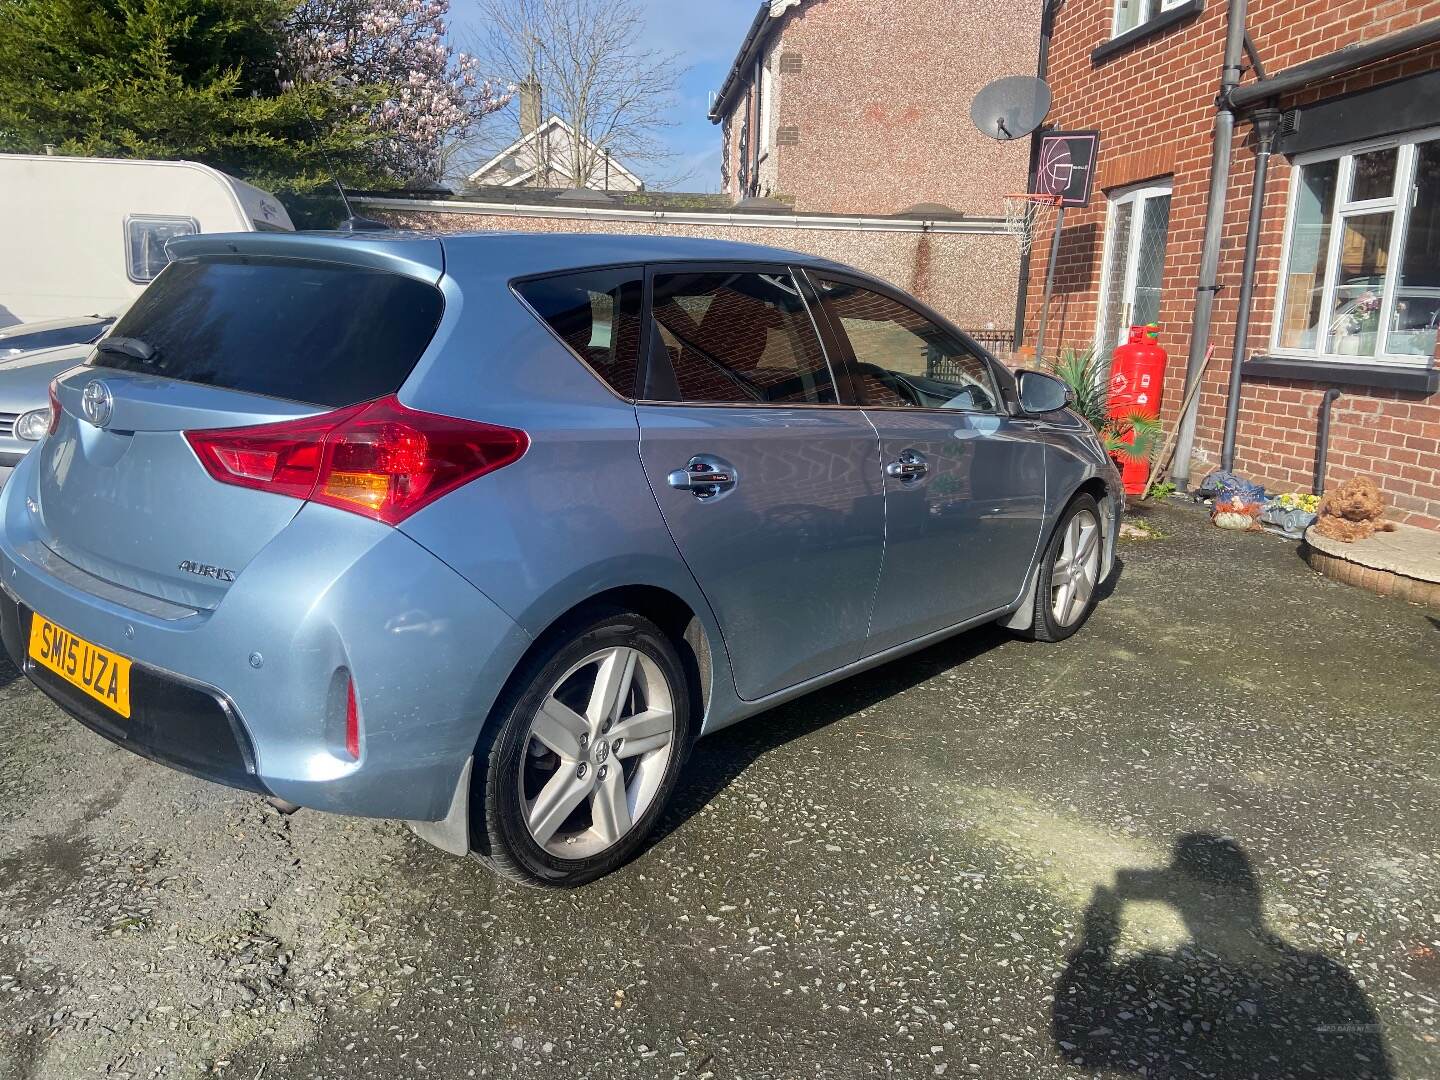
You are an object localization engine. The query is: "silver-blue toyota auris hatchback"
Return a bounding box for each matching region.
[0,231,1120,886]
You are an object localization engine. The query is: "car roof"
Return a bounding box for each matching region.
[168,229,854,283]
[436,231,848,274]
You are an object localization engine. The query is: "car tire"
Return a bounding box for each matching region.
[1022,493,1104,643]
[470,607,693,887]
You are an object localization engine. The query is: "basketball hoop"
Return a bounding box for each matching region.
[1003,193,1063,255]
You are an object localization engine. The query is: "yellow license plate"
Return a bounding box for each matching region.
[28,614,132,719]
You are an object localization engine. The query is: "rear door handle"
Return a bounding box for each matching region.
[885,450,928,480]
[667,456,738,500]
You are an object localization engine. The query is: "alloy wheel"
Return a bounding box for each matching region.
[518,646,676,859]
[1051,508,1101,627]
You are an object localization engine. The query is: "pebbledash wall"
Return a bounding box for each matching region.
[356,198,1023,335]
[713,0,1039,216]
[1024,0,1440,528]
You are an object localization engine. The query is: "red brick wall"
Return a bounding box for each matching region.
[1023,0,1440,529]
[719,0,1040,216]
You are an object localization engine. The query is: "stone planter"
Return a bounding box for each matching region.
[1302,523,1440,611]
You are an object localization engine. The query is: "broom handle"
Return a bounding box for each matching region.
[1141,344,1217,500]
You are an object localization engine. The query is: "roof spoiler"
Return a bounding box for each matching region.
[164,232,444,283]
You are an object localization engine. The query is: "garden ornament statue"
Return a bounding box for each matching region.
[1313,476,1397,544]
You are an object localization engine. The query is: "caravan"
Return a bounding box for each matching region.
[0,155,294,478]
[0,154,293,327]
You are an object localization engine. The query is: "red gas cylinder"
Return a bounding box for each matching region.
[1108,324,1167,495]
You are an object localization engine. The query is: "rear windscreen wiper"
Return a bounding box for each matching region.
[96,336,158,364]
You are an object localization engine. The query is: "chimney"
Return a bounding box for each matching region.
[519,79,541,135]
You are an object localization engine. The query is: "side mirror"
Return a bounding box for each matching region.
[1016,370,1072,415]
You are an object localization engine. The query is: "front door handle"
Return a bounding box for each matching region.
[667,456,738,500]
[885,450,928,480]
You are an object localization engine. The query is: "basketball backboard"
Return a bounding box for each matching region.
[1033,130,1100,207]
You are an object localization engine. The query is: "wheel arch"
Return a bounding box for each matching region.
[494,583,715,747]
[1003,474,1117,633]
[410,581,719,860]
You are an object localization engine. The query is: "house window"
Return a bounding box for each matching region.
[1095,182,1172,354]
[1274,128,1440,365]
[1112,0,1188,37]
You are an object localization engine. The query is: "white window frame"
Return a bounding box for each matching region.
[1270,125,1440,368]
[1094,180,1173,358]
[1111,0,1188,38]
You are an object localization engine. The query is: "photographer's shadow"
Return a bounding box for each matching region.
[1053,833,1393,1079]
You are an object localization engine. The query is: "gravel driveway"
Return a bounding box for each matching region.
[1,503,1436,1079]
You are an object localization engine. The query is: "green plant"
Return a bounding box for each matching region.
[1146,480,1177,501]
[1047,346,1109,430]
[1046,346,1164,468]
[1119,516,1164,540]
[0,0,388,197]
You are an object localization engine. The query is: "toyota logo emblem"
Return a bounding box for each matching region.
[81,381,113,428]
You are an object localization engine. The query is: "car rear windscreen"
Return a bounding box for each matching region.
[94,256,445,408]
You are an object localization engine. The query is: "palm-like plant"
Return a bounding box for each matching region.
[1046,347,1163,468]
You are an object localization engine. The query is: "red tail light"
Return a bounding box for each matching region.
[47,379,61,435]
[184,395,528,525]
[345,675,361,761]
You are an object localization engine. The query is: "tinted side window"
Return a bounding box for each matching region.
[97,256,444,408]
[814,278,999,412]
[650,271,835,405]
[514,268,643,397]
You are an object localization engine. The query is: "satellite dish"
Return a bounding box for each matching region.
[971,75,1053,141]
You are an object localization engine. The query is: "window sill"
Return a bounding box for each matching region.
[1243,354,1439,394]
[1091,0,1205,66]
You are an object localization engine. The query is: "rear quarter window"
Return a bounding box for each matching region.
[96,256,444,408]
[513,268,643,398]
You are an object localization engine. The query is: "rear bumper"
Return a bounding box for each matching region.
[0,453,532,821]
[0,594,267,793]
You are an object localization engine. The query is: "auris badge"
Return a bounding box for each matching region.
[81,381,114,428]
[178,560,236,583]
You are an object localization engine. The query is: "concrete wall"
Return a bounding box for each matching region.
[1028,0,1440,528]
[365,203,1022,334]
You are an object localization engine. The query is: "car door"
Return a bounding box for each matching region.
[807,274,1048,654]
[634,264,885,701]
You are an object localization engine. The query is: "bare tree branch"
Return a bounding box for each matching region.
[469,0,686,189]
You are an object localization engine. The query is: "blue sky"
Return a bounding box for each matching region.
[448,0,760,191]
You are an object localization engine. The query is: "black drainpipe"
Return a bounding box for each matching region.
[1012,0,1061,352]
[1314,388,1342,495]
[1171,0,1249,490]
[748,59,763,197]
[1219,106,1281,470]
[1229,18,1440,109]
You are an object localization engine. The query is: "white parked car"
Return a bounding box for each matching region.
[0,314,114,360]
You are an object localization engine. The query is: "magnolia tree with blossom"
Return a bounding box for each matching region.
[285,0,509,182]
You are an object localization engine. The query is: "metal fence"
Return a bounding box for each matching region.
[962,328,1017,356]
[924,327,1017,382]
